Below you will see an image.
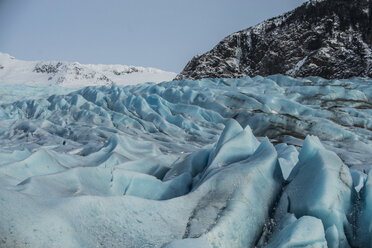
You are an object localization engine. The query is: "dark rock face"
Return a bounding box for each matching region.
[176,0,372,80]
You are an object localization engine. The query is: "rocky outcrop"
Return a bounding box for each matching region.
[176,0,372,80]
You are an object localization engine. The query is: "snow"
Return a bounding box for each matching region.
[363,7,370,17]
[0,74,371,247]
[286,56,308,76]
[0,52,177,88]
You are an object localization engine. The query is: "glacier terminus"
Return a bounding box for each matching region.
[0,75,371,247]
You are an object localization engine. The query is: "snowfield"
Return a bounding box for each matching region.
[0,75,372,247]
[0,52,177,87]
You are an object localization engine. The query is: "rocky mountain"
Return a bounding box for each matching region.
[0,52,176,88]
[176,0,372,80]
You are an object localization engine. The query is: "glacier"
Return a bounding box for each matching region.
[0,75,371,247]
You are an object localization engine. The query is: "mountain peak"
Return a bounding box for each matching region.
[0,53,177,87]
[176,0,372,80]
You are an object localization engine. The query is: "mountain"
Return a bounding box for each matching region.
[0,52,176,87]
[176,0,372,80]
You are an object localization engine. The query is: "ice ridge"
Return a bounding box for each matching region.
[0,75,371,247]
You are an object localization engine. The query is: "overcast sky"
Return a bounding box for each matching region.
[0,0,307,72]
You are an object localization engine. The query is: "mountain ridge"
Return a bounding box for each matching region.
[176,0,372,80]
[0,52,177,87]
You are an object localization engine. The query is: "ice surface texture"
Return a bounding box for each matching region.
[0,75,371,247]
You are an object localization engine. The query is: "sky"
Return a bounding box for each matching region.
[0,0,307,72]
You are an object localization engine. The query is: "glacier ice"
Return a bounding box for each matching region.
[358,170,372,247]
[350,169,368,193]
[275,135,354,247]
[275,143,299,180]
[266,215,327,248]
[0,75,371,247]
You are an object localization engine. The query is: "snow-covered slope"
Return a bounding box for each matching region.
[0,75,371,247]
[176,0,372,80]
[0,52,177,87]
